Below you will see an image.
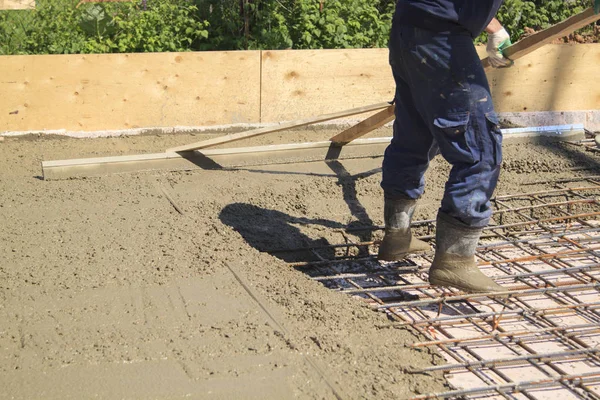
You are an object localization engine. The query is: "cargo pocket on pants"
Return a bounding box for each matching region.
[485,112,503,165]
[433,111,475,165]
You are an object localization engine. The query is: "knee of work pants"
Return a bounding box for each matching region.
[435,109,503,228]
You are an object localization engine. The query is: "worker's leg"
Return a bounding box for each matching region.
[398,29,501,227]
[395,27,504,291]
[381,42,437,200]
[378,23,436,261]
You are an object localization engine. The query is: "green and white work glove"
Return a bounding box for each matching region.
[486,27,513,68]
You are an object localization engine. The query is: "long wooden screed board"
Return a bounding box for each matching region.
[43,137,394,180]
[166,102,390,152]
[329,105,396,144]
[42,125,585,180]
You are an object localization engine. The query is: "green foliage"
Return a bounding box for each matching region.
[84,1,209,53]
[0,0,596,55]
[0,1,86,54]
[195,0,393,50]
[79,3,117,38]
[485,0,593,43]
[265,0,388,49]
[0,0,209,55]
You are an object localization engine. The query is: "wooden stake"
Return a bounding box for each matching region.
[166,102,390,153]
[329,104,395,144]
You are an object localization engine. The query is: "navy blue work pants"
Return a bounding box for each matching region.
[381,24,502,228]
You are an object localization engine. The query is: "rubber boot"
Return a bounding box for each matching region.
[429,213,504,293]
[377,197,430,261]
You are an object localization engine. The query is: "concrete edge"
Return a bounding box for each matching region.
[3,111,598,139]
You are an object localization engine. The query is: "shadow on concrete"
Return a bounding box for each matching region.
[218,156,383,265]
[325,160,376,248]
[219,203,345,263]
[179,152,225,170]
[528,136,600,172]
[219,202,422,305]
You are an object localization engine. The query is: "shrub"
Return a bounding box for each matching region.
[0,0,209,55]
[0,0,596,55]
[195,0,392,50]
[490,0,593,43]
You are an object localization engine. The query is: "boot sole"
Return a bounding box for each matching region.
[429,276,506,296]
[377,249,427,262]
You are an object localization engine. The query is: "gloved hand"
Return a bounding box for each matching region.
[486,27,513,68]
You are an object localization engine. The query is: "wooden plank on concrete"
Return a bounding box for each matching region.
[482,7,600,70]
[43,137,393,180]
[0,51,261,132]
[330,104,395,144]
[42,125,585,180]
[260,48,394,123]
[166,102,390,152]
[0,0,35,9]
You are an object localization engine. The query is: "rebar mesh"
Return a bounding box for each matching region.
[283,176,600,399]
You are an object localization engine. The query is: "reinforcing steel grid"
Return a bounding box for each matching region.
[283,176,600,399]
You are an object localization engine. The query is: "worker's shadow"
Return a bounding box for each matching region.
[219,203,344,264]
[219,157,380,264]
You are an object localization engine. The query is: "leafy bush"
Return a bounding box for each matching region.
[0,0,209,55]
[491,0,593,43]
[270,0,391,49]
[195,0,393,50]
[0,0,596,55]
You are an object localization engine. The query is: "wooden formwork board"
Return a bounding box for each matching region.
[0,0,34,9]
[259,45,600,125]
[2,46,599,135]
[0,51,261,132]
[486,44,600,113]
[260,48,395,123]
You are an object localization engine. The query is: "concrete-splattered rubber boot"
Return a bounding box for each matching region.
[377,197,430,261]
[429,213,504,293]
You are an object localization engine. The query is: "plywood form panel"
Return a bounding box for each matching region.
[1,45,598,134]
[260,49,395,122]
[262,45,599,122]
[0,0,35,9]
[487,44,600,113]
[0,51,261,132]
